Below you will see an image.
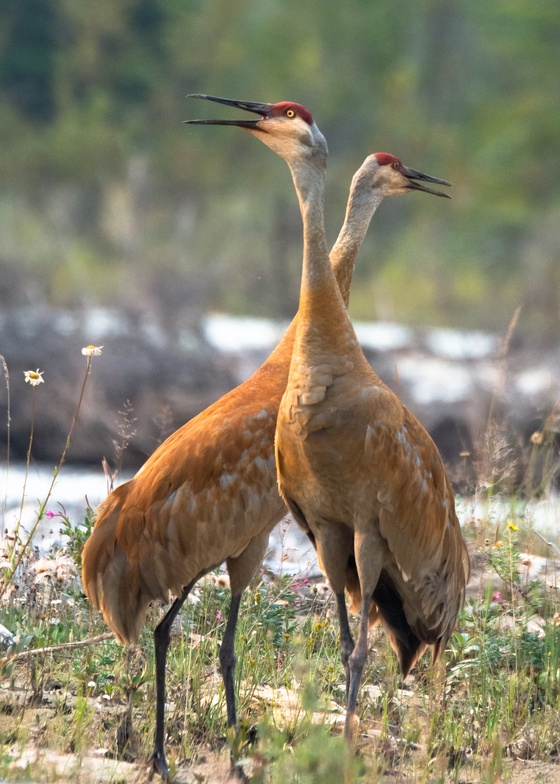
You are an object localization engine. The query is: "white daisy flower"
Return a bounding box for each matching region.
[82,345,103,357]
[24,369,44,386]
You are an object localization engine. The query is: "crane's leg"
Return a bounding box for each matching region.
[219,590,243,728]
[344,530,384,744]
[224,533,270,728]
[336,592,355,697]
[219,590,250,783]
[148,579,197,782]
[344,593,371,743]
[224,534,270,781]
[311,526,357,730]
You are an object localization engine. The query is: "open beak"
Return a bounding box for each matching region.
[402,166,452,198]
[184,94,273,129]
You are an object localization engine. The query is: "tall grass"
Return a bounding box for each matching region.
[1,512,560,782]
[0,347,560,783]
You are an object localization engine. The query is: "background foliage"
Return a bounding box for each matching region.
[1,0,559,337]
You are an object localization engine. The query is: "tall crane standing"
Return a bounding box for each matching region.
[82,95,456,778]
[227,99,473,742]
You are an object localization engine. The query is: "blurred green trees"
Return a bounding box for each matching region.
[0,0,559,337]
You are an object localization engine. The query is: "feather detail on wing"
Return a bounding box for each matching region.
[363,406,469,664]
[82,383,286,645]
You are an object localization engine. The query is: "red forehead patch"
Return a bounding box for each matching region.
[270,102,314,125]
[374,152,400,167]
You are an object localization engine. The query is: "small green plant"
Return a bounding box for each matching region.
[59,504,95,573]
[251,693,360,784]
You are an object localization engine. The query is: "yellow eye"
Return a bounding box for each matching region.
[286,108,296,118]
[392,161,400,170]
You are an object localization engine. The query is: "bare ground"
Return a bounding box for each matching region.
[3,739,560,783]
[2,669,560,784]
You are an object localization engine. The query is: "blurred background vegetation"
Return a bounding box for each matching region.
[1,0,559,339]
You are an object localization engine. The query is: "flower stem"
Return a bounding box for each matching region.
[0,356,94,599]
[9,386,36,562]
[0,354,10,537]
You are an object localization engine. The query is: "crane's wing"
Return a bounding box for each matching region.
[363,400,470,661]
[82,380,285,644]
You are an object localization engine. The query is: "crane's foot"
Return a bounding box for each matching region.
[147,748,171,782]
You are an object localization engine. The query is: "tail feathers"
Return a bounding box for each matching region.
[344,567,432,678]
[82,492,169,645]
[373,574,430,678]
[96,548,146,644]
[378,618,428,678]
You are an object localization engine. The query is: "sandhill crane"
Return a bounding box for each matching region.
[82,95,457,777]
[221,98,473,741]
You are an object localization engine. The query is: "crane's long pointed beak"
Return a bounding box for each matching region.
[403,166,452,198]
[184,94,273,128]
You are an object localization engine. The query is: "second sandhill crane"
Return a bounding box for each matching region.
[82,95,456,777]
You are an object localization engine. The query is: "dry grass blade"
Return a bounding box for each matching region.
[0,632,114,669]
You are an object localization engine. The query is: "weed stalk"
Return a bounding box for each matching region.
[0,351,100,601]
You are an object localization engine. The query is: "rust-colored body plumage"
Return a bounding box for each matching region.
[278,320,468,675]
[259,112,471,738]
[83,310,292,780]
[82,241,367,649]
[83,357,286,643]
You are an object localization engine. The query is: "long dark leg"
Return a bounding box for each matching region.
[148,579,197,782]
[219,591,243,729]
[225,537,269,782]
[344,594,371,743]
[219,590,250,782]
[336,592,355,697]
[341,532,384,744]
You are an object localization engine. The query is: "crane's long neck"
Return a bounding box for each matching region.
[283,150,371,373]
[285,155,354,334]
[266,154,382,367]
[289,157,331,296]
[261,151,334,368]
[331,164,386,307]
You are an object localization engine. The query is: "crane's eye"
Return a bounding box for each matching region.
[285,108,296,118]
[392,161,400,171]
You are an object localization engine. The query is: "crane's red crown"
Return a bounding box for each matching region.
[371,152,452,197]
[269,102,314,126]
[374,152,400,167]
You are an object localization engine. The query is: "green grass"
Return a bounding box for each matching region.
[1,510,560,783]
